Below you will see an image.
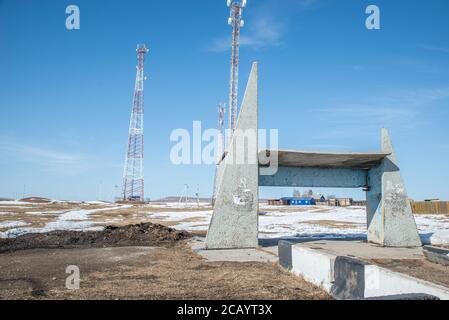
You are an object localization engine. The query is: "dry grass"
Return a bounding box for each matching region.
[0,202,212,232]
[300,220,365,229]
[0,202,110,229]
[0,243,331,300]
[0,202,331,300]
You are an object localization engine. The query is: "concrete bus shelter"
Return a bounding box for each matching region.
[206,63,422,250]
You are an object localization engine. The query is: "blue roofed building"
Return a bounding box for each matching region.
[280,197,316,206]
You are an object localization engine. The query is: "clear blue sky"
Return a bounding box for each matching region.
[1,0,448,201]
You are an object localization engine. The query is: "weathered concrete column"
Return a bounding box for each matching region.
[205,63,259,249]
[366,129,422,247]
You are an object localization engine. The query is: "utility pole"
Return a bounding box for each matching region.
[178,184,190,207]
[114,185,119,202]
[196,185,200,207]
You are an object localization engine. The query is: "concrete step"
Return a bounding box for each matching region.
[279,240,449,300]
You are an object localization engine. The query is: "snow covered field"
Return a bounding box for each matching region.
[0,201,131,238]
[156,205,449,245]
[0,201,448,246]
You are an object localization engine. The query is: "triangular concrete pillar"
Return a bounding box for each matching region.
[205,63,259,249]
[367,129,422,247]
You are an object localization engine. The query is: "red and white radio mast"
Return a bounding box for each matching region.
[122,45,149,202]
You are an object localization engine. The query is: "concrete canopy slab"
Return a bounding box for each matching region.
[259,167,368,188]
[259,150,390,169]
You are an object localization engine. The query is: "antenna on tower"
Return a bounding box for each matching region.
[226,0,247,144]
[122,44,149,203]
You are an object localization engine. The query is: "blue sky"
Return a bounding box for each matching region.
[0,0,448,201]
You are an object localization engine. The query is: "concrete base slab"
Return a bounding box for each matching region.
[299,240,424,260]
[364,293,440,300]
[190,238,277,263]
[279,240,449,300]
[423,245,449,266]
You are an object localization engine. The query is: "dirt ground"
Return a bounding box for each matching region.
[0,221,331,300]
[0,223,191,253]
[0,244,330,300]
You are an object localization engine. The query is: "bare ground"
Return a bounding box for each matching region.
[0,219,331,300]
[0,244,330,300]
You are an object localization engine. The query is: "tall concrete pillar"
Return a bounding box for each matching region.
[205,63,259,249]
[366,129,422,247]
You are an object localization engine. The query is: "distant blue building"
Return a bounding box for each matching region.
[281,197,316,206]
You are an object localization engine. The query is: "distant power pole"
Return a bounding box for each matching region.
[178,184,190,207]
[227,0,247,141]
[114,185,119,201]
[196,185,200,207]
[122,44,149,202]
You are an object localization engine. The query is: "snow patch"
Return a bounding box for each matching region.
[147,202,211,209]
[0,221,29,229]
[84,201,114,205]
[0,205,130,238]
[25,211,65,216]
[0,201,37,205]
[148,210,212,221]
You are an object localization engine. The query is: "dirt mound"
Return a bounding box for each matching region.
[20,197,52,204]
[0,223,191,253]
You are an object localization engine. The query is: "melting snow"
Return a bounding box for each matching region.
[166,206,449,246]
[0,221,29,229]
[148,210,212,221]
[0,205,131,238]
[1,203,448,246]
[0,201,36,205]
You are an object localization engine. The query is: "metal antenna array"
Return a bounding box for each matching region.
[227,0,247,141]
[212,103,226,204]
[122,44,149,202]
[178,184,190,207]
[218,103,226,154]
